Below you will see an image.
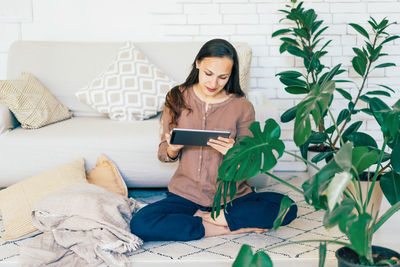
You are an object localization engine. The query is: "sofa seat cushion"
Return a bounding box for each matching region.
[0,117,177,187]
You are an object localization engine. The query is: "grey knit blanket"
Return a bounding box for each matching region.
[20,183,143,267]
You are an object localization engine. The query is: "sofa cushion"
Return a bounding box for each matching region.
[0,73,72,129]
[0,117,177,188]
[87,154,128,197]
[0,158,87,241]
[76,42,177,120]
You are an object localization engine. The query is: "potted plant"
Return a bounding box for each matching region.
[272,0,399,181]
[210,2,400,265]
[212,99,400,266]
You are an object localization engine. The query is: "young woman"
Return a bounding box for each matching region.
[130,39,297,241]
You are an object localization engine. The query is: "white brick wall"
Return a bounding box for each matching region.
[0,0,399,170]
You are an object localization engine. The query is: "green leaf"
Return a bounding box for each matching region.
[380,170,400,206]
[380,35,400,46]
[281,106,297,123]
[326,171,353,211]
[294,81,336,146]
[309,131,327,144]
[323,198,355,229]
[346,213,372,258]
[311,151,335,164]
[374,63,396,69]
[229,181,237,203]
[347,132,378,148]
[285,86,309,94]
[313,26,328,42]
[272,28,292,38]
[352,56,367,76]
[349,23,370,39]
[218,119,284,185]
[336,88,352,101]
[276,70,303,78]
[365,90,391,97]
[334,143,353,172]
[279,77,307,87]
[273,195,293,230]
[319,242,327,267]
[353,48,368,61]
[320,64,342,85]
[211,182,223,219]
[392,144,400,173]
[279,42,290,53]
[280,37,299,46]
[337,109,350,126]
[311,20,324,34]
[351,146,379,175]
[250,251,273,267]
[287,45,309,59]
[294,28,309,39]
[370,97,391,126]
[360,95,371,103]
[233,244,253,267]
[378,84,395,93]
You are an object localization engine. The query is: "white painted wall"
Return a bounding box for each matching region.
[1,0,399,171]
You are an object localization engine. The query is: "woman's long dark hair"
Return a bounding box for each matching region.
[164,39,244,128]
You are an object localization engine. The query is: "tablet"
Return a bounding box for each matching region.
[170,128,231,146]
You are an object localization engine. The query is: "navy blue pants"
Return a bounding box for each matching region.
[130,191,297,241]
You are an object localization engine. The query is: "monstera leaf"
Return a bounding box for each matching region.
[294,80,336,146]
[212,119,285,218]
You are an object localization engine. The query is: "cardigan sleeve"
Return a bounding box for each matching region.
[157,105,179,163]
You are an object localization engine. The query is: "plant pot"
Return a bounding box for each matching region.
[336,246,400,267]
[347,172,383,218]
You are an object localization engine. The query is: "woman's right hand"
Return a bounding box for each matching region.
[165,132,184,159]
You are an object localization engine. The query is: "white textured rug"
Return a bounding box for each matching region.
[0,174,346,266]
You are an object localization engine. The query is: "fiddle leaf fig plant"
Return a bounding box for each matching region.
[272,0,400,168]
[211,1,400,265]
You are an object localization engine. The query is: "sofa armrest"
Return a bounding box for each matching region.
[0,104,19,134]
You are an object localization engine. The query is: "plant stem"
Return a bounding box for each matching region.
[377,162,391,176]
[328,108,344,146]
[366,138,388,206]
[373,201,400,233]
[264,171,304,195]
[284,151,321,171]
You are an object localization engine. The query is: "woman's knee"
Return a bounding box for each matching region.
[130,208,155,240]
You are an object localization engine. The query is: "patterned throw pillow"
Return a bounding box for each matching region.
[0,73,73,129]
[76,42,177,121]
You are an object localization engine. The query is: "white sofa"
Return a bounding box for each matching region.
[0,41,277,188]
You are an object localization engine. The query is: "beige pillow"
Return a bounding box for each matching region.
[234,44,252,93]
[0,158,87,241]
[0,72,73,129]
[86,155,128,197]
[76,42,177,121]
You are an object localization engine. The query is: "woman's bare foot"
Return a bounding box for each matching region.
[194,210,269,237]
[194,210,228,226]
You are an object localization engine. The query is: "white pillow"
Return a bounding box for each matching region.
[76,42,177,121]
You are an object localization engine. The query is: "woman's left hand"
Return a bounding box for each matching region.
[207,137,235,156]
